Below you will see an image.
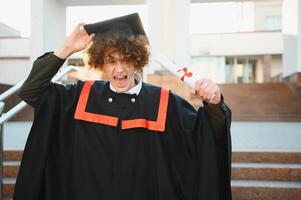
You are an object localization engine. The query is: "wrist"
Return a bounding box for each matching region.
[208,93,223,105]
[206,92,221,105]
[54,44,74,59]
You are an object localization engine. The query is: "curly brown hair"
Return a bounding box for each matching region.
[86,34,149,72]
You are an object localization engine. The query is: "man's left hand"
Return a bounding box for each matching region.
[192,79,221,105]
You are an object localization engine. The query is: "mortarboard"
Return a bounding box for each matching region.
[83,13,146,37]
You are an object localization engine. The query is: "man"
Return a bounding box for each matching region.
[14,13,232,200]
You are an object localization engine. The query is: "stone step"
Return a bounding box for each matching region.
[232,151,301,164]
[3,151,301,198]
[233,113,301,117]
[3,179,301,199]
[5,151,301,163]
[4,161,20,177]
[231,180,301,200]
[232,163,301,181]
[3,151,23,161]
[3,178,15,199]
[4,162,300,181]
[4,163,300,184]
[233,117,301,121]
[232,116,301,122]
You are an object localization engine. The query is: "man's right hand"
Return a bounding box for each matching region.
[54,23,95,59]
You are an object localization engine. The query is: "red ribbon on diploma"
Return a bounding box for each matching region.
[177,67,193,81]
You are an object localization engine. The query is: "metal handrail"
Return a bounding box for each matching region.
[0,65,79,125]
[0,103,4,116]
[0,81,25,102]
[0,80,24,102]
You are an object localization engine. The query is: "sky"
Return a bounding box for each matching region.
[0,0,255,38]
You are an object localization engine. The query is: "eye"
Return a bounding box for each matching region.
[121,60,129,64]
[105,59,115,64]
[121,58,132,64]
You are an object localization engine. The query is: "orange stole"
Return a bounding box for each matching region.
[74,81,169,132]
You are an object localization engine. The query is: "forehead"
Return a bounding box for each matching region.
[104,49,125,59]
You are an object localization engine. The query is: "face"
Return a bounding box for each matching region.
[102,51,136,93]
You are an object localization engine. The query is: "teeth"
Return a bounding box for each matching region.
[114,76,127,80]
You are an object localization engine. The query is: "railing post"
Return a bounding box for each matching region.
[0,102,4,200]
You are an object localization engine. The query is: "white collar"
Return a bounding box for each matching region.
[109,76,142,95]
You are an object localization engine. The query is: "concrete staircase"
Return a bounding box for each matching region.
[3,151,21,199]
[191,83,301,121]
[219,83,301,121]
[2,151,301,199]
[231,151,301,200]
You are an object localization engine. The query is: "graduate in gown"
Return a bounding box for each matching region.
[14,13,232,200]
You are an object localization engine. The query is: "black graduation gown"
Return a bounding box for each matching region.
[13,79,232,200]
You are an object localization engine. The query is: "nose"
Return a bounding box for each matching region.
[115,61,125,73]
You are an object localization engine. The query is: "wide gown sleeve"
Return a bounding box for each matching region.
[167,93,232,200]
[19,52,66,107]
[14,53,83,200]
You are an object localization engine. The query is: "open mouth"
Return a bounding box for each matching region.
[114,75,127,81]
[113,75,128,87]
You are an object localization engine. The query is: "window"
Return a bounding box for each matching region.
[265,16,282,31]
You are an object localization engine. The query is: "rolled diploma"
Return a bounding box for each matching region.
[152,52,197,89]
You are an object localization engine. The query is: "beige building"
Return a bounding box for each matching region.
[0,0,298,85]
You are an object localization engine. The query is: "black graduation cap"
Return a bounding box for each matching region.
[83,13,146,37]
